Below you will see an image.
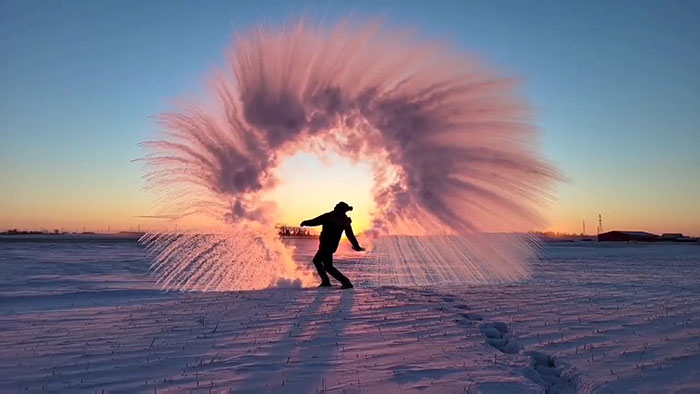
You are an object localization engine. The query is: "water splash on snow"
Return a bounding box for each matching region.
[141,226,308,291]
[139,19,559,291]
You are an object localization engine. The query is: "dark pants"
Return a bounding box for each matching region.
[313,248,351,286]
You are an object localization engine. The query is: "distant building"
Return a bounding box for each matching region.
[598,231,659,242]
[660,233,698,242]
[660,233,683,240]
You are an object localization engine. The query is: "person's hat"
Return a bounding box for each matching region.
[334,201,353,212]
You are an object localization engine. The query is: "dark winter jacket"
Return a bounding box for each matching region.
[301,211,361,253]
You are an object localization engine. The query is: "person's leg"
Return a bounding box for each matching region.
[323,253,352,287]
[312,250,331,286]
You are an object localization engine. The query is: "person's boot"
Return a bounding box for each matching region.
[341,282,354,289]
[318,282,332,288]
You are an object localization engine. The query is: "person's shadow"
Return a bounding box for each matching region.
[176,286,355,393]
[230,289,354,393]
[272,289,355,392]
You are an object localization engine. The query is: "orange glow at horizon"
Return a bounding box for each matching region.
[2,153,699,236]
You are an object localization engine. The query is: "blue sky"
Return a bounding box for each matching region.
[1,0,699,234]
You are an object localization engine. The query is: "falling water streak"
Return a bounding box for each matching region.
[359,233,537,287]
[139,18,560,291]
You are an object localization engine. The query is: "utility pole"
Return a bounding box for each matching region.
[582,220,586,236]
[597,214,603,235]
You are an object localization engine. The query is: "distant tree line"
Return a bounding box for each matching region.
[530,231,588,238]
[276,224,314,237]
[1,229,69,235]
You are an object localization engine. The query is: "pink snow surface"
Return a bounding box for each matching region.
[1,242,699,393]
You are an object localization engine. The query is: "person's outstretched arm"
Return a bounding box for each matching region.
[300,213,327,227]
[345,222,365,251]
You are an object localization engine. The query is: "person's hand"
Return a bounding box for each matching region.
[352,245,365,252]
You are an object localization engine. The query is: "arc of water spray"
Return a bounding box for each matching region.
[139,19,559,291]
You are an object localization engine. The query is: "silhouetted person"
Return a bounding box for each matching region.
[300,202,365,289]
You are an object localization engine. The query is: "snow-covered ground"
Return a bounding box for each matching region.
[1,236,699,393]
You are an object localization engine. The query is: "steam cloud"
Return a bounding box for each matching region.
[140,19,559,291]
